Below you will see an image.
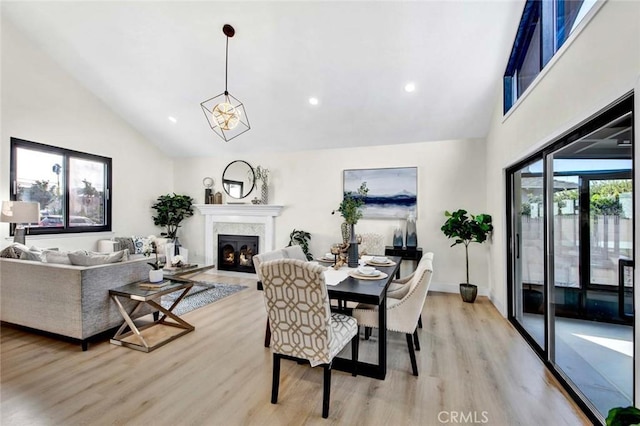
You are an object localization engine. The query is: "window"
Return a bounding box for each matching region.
[504,0,598,113]
[10,137,112,235]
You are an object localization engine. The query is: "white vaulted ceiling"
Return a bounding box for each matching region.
[2,1,524,157]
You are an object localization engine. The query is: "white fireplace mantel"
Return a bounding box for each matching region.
[194,204,284,266]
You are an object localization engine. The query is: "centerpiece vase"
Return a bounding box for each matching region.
[347,223,359,268]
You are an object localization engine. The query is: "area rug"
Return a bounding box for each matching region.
[161,282,247,316]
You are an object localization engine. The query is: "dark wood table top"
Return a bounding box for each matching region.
[109,280,193,301]
[327,256,402,305]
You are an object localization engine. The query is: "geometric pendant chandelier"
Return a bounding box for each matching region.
[200,24,251,142]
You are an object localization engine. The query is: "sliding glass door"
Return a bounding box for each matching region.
[511,158,546,350]
[508,96,634,422]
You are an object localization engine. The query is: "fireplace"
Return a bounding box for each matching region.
[218,234,259,273]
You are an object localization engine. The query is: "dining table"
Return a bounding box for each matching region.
[322,255,402,380]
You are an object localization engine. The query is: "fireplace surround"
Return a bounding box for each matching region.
[194,204,284,268]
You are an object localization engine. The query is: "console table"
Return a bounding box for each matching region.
[384,246,422,278]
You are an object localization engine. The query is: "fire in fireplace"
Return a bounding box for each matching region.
[218,234,259,273]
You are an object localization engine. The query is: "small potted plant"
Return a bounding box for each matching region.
[332,182,368,267]
[151,193,194,254]
[288,229,313,260]
[142,235,163,282]
[440,209,493,303]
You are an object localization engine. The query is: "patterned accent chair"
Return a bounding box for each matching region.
[352,252,434,376]
[260,258,359,419]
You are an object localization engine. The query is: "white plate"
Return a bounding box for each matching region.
[357,269,380,277]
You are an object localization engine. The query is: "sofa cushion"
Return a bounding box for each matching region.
[42,250,72,264]
[68,249,128,266]
[20,248,43,262]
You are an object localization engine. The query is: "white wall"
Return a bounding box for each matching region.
[1,19,174,251]
[485,1,640,316]
[173,138,490,294]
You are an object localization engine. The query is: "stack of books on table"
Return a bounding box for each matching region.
[139,280,171,290]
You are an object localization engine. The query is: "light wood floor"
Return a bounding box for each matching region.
[1,272,590,425]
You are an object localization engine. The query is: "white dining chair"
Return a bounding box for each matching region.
[352,252,434,376]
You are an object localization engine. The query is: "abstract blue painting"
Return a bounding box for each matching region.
[343,167,417,219]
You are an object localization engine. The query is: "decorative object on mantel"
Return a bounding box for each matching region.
[406,211,417,248]
[203,177,215,204]
[214,191,223,204]
[254,165,270,204]
[332,181,368,267]
[251,197,261,205]
[151,193,195,255]
[200,24,250,142]
[441,209,493,303]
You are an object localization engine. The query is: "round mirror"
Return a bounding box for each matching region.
[222,160,255,199]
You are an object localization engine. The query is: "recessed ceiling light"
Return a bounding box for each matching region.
[404,82,416,93]
[168,116,177,123]
[308,97,319,106]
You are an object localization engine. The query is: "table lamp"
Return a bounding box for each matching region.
[1,201,40,245]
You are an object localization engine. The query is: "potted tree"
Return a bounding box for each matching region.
[151,193,194,255]
[441,209,493,303]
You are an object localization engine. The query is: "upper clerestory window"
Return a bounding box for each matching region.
[504,0,598,114]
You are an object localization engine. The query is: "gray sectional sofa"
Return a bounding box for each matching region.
[0,255,156,350]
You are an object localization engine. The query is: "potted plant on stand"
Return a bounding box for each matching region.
[151,193,195,255]
[441,209,493,303]
[332,182,368,267]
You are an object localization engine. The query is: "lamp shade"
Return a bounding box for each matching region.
[1,201,40,224]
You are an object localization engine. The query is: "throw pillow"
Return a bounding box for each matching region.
[131,236,149,254]
[0,245,18,259]
[8,242,31,258]
[68,249,127,266]
[41,250,72,265]
[113,237,135,254]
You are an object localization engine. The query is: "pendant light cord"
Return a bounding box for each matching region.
[224,35,229,94]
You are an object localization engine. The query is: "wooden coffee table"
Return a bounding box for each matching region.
[109,280,195,352]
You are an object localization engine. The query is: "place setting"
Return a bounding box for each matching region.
[363,255,397,267]
[348,265,388,281]
[315,252,337,264]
